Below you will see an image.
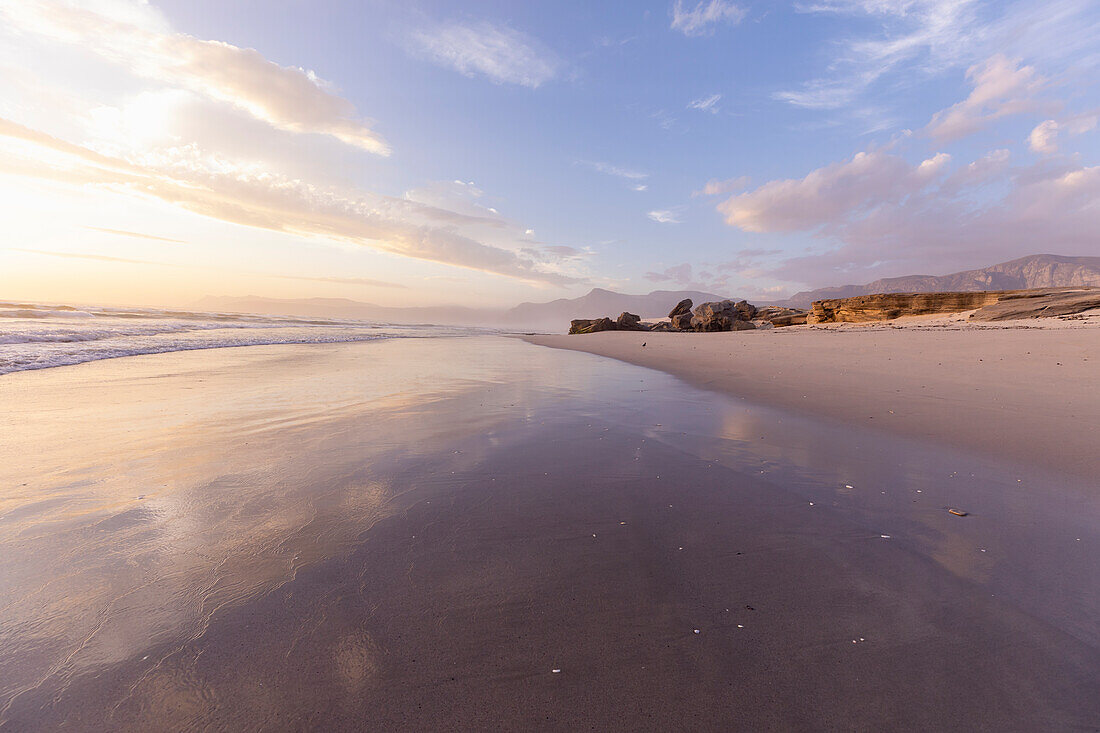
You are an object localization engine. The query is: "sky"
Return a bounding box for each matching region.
[1,0,1099,309]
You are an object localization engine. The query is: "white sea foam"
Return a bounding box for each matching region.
[0,302,485,374]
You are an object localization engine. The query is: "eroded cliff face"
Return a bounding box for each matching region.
[807,287,1100,324]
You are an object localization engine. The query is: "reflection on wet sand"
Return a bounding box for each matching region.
[0,337,1097,730]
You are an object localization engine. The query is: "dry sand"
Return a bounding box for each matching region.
[522,316,1100,480]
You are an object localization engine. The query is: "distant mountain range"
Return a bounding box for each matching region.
[197,289,729,330]
[199,254,1100,330]
[780,254,1100,309]
[505,288,729,326]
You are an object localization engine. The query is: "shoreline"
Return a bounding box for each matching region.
[519,320,1100,480]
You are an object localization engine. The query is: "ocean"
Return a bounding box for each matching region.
[0,301,486,375]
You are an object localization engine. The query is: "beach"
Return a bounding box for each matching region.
[523,317,1100,479]
[1,334,1098,730]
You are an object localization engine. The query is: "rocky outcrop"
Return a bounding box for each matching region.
[969,288,1100,321]
[690,300,757,331]
[783,254,1100,309]
[569,312,649,334]
[668,299,693,318]
[754,306,808,327]
[570,299,808,333]
[807,287,1100,324]
[569,317,617,334]
[808,292,1003,324]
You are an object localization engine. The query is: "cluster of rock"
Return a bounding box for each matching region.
[568,298,808,334]
[806,287,1100,324]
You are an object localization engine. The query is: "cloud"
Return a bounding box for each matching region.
[1028,115,1097,154]
[578,160,650,192]
[1029,120,1060,153]
[412,21,558,88]
[11,247,409,289]
[0,118,577,286]
[715,138,1100,286]
[688,93,721,114]
[647,209,683,224]
[578,160,649,180]
[718,150,950,232]
[776,0,983,109]
[0,0,389,154]
[775,0,1100,116]
[670,0,746,37]
[693,176,750,196]
[923,55,1046,142]
[644,262,731,292]
[10,248,163,265]
[270,274,408,289]
[83,226,185,244]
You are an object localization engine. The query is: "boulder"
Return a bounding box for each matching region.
[616,311,648,331]
[671,312,694,330]
[668,298,694,318]
[690,299,757,331]
[754,306,808,327]
[649,321,675,332]
[569,317,616,334]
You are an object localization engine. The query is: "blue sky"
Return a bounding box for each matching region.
[1,0,1098,307]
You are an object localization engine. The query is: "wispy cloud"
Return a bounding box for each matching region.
[775,0,983,110]
[11,248,163,265]
[83,226,185,244]
[688,93,722,114]
[270,274,408,289]
[578,160,650,192]
[644,262,730,292]
[648,208,683,224]
[578,160,649,180]
[671,0,747,37]
[412,21,558,88]
[0,0,390,154]
[693,176,750,196]
[923,55,1046,142]
[0,118,577,286]
[776,0,1100,115]
[718,149,950,232]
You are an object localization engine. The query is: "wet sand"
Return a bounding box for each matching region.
[1,337,1098,730]
[522,322,1100,479]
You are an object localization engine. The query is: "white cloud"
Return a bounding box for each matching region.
[776,0,982,109]
[718,150,949,233]
[775,0,1100,117]
[648,209,683,224]
[671,0,747,37]
[1028,115,1097,154]
[1029,120,1060,154]
[0,118,577,286]
[693,176,750,196]
[413,21,558,88]
[924,55,1045,142]
[688,93,722,114]
[714,138,1100,285]
[580,160,649,180]
[0,0,390,155]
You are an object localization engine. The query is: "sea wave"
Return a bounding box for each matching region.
[0,301,484,374]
